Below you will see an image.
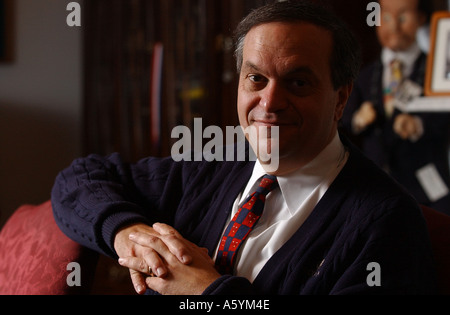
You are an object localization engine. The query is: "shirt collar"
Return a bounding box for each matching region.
[381,42,422,69]
[246,133,347,216]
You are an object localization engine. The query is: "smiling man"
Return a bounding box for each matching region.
[52,1,436,295]
[237,21,351,175]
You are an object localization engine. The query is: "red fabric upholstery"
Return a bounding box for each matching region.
[0,201,98,295]
[421,205,450,295]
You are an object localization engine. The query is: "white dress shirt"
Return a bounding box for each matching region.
[214,133,349,282]
[381,42,422,90]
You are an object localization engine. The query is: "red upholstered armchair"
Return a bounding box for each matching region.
[0,201,449,294]
[0,201,134,295]
[0,201,98,294]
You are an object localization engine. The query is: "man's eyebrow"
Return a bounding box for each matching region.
[242,61,316,77]
[284,67,315,77]
[242,61,261,72]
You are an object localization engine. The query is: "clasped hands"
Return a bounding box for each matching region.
[353,102,423,141]
[114,222,221,295]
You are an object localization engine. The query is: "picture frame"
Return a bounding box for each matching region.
[425,11,450,96]
[0,0,13,63]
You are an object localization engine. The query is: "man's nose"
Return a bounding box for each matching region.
[259,82,288,112]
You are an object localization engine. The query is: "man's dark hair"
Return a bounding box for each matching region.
[234,0,361,90]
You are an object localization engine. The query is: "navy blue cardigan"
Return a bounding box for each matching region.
[51,137,437,294]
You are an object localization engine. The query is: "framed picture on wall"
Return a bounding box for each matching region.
[0,0,13,62]
[425,11,450,96]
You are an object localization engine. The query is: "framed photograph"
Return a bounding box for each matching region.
[0,0,13,62]
[425,11,450,96]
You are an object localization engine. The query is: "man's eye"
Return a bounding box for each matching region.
[289,79,309,91]
[398,13,408,24]
[248,74,266,83]
[292,80,306,87]
[382,13,392,23]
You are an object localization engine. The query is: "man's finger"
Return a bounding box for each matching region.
[130,229,192,265]
[153,223,194,264]
[119,255,167,278]
[145,274,168,295]
[152,222,181,236]
[128,268,147,295]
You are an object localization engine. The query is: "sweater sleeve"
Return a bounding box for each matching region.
[51,153,185,257]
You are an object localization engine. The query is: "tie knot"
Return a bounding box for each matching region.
[390,59,403,75]
[256,174,278,195]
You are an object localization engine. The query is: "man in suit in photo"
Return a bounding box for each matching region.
[342,0,450,214]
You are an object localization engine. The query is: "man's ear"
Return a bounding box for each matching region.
[335,83,353,121]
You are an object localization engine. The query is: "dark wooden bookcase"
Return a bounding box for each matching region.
[83,0,272,162]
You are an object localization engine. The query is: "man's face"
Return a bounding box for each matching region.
[377,0,426,52]
[237,22,350,175]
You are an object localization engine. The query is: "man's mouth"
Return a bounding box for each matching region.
[252,120,295,127]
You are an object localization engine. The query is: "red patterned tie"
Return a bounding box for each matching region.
[215,174,278,274]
